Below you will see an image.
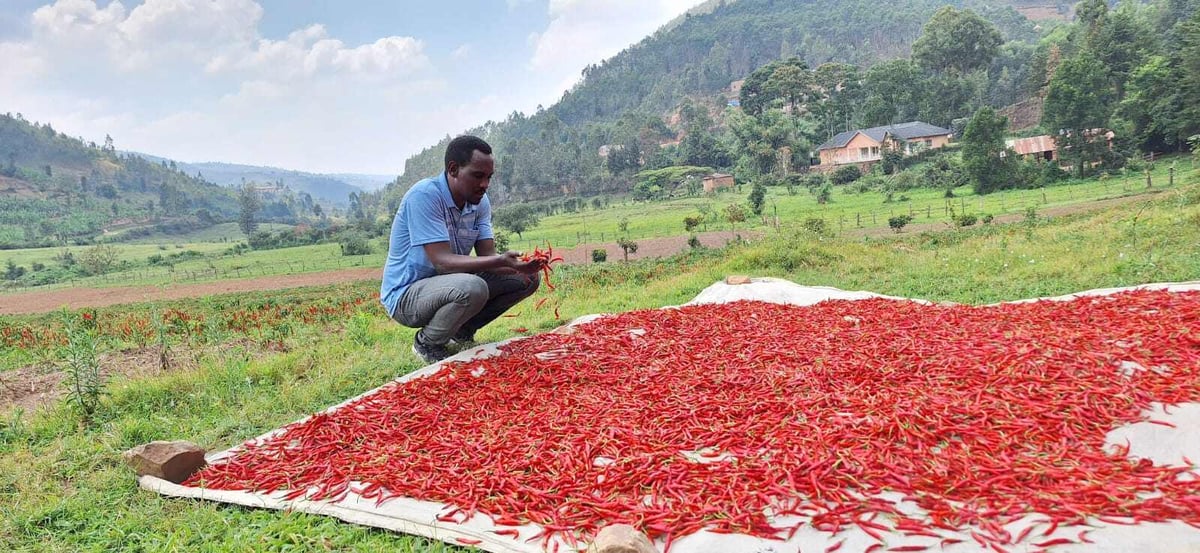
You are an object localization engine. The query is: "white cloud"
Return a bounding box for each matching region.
[0,0,712,174]
[450,43,472,60]
[1,0,437,173]
[528,0,705,97]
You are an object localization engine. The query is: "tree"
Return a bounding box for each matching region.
[615,237,638,262]
[912,7,1002,74]
[494,204,540,240]
[77,244,119,275]
[4,259,26,281]
[961,107,1016,194]
[1043,54,1116,177]
[723,203,746,233]
[748,182,767,216]
[860,60,923,126]
[238,185,261,238]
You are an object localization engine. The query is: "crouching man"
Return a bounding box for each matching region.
[380,135,543,363]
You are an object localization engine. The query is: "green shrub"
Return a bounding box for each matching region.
[888,214,914,233]
[802,218,828,235]
[591,249,607,263]
[338,232,371,256]
[955,214,978,227]
[831,165,863,185]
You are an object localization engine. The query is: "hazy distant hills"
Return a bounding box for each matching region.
[131,154,395,207]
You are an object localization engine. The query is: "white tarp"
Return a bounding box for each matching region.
[142,278,1200,553]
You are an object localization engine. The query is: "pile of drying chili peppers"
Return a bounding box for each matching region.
[187,289,1200,551]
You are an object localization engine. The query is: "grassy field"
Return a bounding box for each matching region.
[511,157,1194,251]
[2,180,1199,551]
[117,223,295,244]
[1,156,1193,293]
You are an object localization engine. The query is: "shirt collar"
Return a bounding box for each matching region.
[437,171,479,214]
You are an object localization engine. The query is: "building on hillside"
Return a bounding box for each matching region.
[1005,135,1057,162]
[813,121,952,172]
[702,173,735,194]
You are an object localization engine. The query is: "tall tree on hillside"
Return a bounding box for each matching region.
[1171,8,1200,144]
[763,58,816,117]
[238,185,261,238]
[960,107,1014,195]
[1043,54,1116,177]
[811,63,864,139]
[912,7,1002,74]
[860,60,923,126]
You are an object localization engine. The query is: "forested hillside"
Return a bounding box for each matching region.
[0,114,330,249]
[374,0,1198,221]
[380,0,1044,206]
[0,113,245,248]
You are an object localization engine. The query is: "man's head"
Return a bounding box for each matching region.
[444,135,494,207]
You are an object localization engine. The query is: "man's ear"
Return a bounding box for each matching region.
[447,161,459,177]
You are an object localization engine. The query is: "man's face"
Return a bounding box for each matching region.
[450,150,494,206]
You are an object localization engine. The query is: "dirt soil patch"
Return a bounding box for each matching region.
[0,346,195,415]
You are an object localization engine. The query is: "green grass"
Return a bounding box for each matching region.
[2,157,1193,292]
[510,156,1194,250]
[3,183,1200,551]
[1,238,388,292]
[116,222,295,244]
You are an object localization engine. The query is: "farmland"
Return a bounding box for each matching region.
[1,157,1191,295]
[1,169,1198,550]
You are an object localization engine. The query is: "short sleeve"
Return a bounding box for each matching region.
[407,187,450,246]
[476,195,494,241]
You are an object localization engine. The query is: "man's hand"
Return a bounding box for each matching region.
[499,250,545,274]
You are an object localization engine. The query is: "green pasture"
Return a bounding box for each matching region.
[511,157,1193,250]
[1,157,1194,292]
[115,223,295,244]
[2,183,1199,551]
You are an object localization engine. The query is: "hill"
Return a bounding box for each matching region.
[0,112,241,248]
[130,156,395,207]
[0,114,350,249]
[379,0,1049,210]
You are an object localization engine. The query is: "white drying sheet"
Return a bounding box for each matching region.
[142,278,1200,553]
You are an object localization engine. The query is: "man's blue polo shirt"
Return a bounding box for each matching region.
[379,172,494,316]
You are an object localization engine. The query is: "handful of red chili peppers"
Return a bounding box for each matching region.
[187,289,1200,552]
[520,242,563,291]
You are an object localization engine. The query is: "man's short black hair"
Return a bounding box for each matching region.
[444,135,492,170]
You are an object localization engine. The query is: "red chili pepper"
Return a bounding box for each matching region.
[182,290,1200,548]
[1032,538,1075,547]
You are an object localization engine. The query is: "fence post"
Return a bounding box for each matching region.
[927,205,932,219]
[1146,169,1152,188]
[1169,164,1174,187]
[856,213,861,227]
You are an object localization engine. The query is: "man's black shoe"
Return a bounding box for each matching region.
[412,333,451,364]
[449,327,476,346]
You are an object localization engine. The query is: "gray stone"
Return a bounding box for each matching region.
[725,275,753,285]
[122,440,207,484]
[588,524,658,553]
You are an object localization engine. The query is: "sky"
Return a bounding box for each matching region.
[0,0,706,175]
